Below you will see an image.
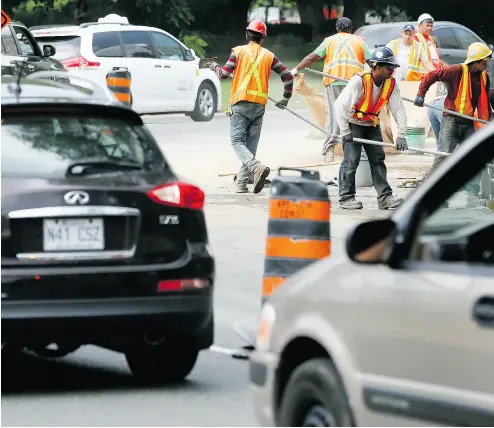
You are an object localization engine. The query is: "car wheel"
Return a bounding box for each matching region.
[125,338,199,384]
[190,82,217,122]
[277,358,354,427]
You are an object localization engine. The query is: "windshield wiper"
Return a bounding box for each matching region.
[66,160,142,176]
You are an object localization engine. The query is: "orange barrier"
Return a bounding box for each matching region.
[106,67,132,106]
[261,168,331,304]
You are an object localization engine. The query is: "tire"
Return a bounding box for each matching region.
[190,82,217,122]
[277,358,354,427]
[125,338,199,384]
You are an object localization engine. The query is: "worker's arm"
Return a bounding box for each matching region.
[334,76,363,136]
[292,40,326,73]
[271,56,293,99]
[387,84,408,139]
[213,50,237,80]
[417,64,458,97]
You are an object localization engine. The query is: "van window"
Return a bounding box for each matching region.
[92,31,124,57]
[149,32,184,61]
[433,27,460,49]
[36,36,81,61]
[119,31,155,58]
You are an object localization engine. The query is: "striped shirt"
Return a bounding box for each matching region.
[214,49,293,99]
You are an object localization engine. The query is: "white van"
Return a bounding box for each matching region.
[31,14,222,121]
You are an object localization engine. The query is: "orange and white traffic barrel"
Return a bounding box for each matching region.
[106,67,132,106]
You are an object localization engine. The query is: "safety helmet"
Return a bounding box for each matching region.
[246,19,267,36]
[367,46,400,68]
[464,42,493,64]
[336,17,352,32]
[417,13,434,26]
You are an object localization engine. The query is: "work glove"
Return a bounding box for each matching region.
[342,132,353,143]
[290,67,300,77]
[275,96,290,109]
[414,95,425,107]
[208,61,219,72]
[396,137,408,151]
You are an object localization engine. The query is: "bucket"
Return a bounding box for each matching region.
[406,126,426,152]
[355,148,373,187]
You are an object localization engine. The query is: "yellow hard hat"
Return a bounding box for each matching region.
[464,42,493,64]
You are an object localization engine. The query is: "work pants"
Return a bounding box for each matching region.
[324,83,346,154]
[230,101,265,185]
[339,123,393,204]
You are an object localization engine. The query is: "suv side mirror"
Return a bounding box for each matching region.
[346,218,396,264]
[43,44,56,57]
[189,48,196,57]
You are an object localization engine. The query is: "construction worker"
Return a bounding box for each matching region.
[386,24,435,81]
[414,42,493,172]
[334,46,408,210]
[290,17,372,159]
[414,14,442,72]
[209,19,293,194]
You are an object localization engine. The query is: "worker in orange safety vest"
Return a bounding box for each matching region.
[414,13,443,73]
[209,19,294,194]
[291,17,372,160]
[414,42,494,173]
[334,47,409,210]
[386,23,435,81]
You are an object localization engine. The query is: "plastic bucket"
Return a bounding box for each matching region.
[356,148,373,187]
[406,126,426,152]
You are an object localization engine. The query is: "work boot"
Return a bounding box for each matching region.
[253,165,270,194]
[378,195,403,210]
[236,183,248,193]
[234,175,271,187]
[340,198,363,210]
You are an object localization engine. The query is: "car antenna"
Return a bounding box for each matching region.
[7,60,28,98]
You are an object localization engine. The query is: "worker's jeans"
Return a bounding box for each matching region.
[324,84,346,153]
[339,123,393,204]
[431,115,476,170]
[230,101,264,185]
[428,97,445,151]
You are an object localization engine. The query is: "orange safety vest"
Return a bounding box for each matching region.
[414,33,441,71]
[353,71,396,126]
[323,33,365,86]
[388,39,427,81]
[455,64,490,130]
[229,43,274,106]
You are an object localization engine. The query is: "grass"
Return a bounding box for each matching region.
[207,37,327,110]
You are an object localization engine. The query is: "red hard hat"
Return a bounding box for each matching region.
[246,19,267,36]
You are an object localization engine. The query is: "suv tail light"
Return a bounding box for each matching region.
[158,278,210,292]
[147,182,205,210]
[61,56,100,70]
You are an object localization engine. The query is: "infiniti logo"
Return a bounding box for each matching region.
[64,190,90,205]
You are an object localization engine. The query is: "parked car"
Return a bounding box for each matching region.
[250,124,494,425]
[30,14,222,120]
[355,21,494,102]
[1,73,215,384]
[1,20,66,79]
[248,7,286,24]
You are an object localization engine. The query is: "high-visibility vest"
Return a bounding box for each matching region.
[353,71,396,126]
[322,33,365,86]
[230,43,274,106]
[388,38,427,81]
[414,32,441,71]
[454,64,490,130]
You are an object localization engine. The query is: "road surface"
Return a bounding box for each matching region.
[1,110,429,426]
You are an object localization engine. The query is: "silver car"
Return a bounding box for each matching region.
[250,124,494,426]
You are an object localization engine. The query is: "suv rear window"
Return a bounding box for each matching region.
[36,36,81,61]
[1,115,165,178]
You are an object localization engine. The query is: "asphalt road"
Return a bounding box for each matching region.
[1,111,373,426]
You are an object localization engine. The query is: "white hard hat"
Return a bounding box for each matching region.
[418,13,434,26]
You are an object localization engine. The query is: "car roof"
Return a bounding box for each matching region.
[357,20,475,32]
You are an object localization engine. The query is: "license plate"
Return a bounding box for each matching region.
[43,218,104,251]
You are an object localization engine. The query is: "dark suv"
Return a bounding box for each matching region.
[1,21,66,78]
[1,74,215,384]
[355,21,494,102]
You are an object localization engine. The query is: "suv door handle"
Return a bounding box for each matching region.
[473,296,494,327]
